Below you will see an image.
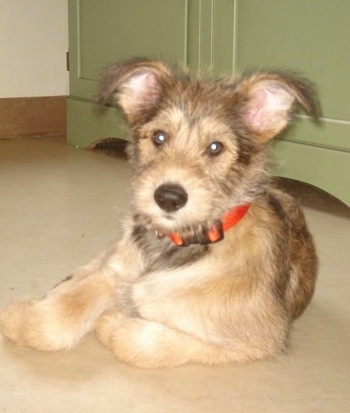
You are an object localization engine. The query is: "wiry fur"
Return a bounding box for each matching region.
[0,59,318,368]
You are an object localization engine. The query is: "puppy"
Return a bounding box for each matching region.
[0,59,318,368]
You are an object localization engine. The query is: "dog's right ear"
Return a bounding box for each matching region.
[96,58,173,125]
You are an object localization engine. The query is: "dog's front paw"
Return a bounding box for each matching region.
[94,309,123,348]
[95,311,183,368]
[1,299,39,347]
[0,299,75,351]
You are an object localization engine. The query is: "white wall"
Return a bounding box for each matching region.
[0,0,69,98]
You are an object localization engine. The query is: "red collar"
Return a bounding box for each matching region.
[168,203,251,246]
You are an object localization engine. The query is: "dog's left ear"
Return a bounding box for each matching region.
[239,73,319,142]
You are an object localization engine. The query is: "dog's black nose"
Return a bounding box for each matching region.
[154,184,188,213]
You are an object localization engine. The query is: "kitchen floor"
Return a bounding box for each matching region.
[0,137,349,413]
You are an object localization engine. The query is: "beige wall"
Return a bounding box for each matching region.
[0,0,69,98]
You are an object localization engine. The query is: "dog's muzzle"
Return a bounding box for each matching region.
[154,183,188,213]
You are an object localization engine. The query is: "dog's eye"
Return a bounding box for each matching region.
[152,131,167,147]
[207,141,224,156]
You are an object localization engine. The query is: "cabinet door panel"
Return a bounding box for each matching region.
[69,0,238,101]
[187,0,236,74]
[67,0,236,151]
[69,0,188,100]
[236,0,350,120]
[235,0,350,152]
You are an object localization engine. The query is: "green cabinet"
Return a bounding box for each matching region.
[67,0,237,147]
[235,0,350,205]
[67,0,350,205]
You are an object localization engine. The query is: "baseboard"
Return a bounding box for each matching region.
[0,96,67,139]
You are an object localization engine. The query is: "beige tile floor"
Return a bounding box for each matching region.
[0,137,349,413]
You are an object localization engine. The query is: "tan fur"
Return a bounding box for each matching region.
[0,59,318,368]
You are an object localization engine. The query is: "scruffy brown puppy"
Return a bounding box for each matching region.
[0,59,318,368]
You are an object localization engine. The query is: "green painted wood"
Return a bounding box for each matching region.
[235,0,350,204]
[278,117,350,153]
[211,0,236,74]
[272,140,350,206]
[67,0,238,147]
[187,0,236,74]
[235,0,350,150]
[67,98,128,148]
[235,0,350,121]
[69,0,237,99]
[69,0,189,102]
[67,0,350,204]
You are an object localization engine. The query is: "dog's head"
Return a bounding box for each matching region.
[97,58,319,243]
